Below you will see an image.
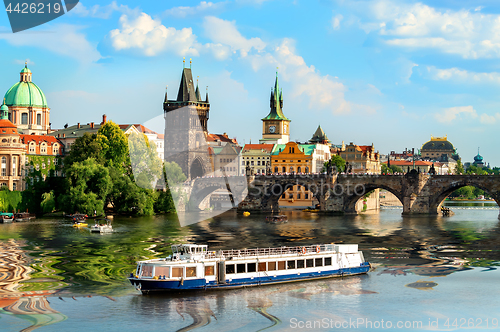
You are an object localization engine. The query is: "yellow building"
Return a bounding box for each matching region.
[271,142,315,208]
[339,142,380,174]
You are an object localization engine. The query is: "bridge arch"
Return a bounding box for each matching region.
[258,176,332,211]
[343,184,404,214]
[190,158,205,179]
[429,180,500,214]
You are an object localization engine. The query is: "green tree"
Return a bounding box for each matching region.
[323,155,346,173]
[455,159,465,174]
[97,121,129,169]
[164,161,187,185]
[64,133,104,167]
[382,163,404,174]
[128,133,163,189]
[59,158,112,215]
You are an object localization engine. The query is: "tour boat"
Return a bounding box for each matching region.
[128,243,370,293]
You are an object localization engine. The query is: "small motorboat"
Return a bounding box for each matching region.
[72,222,88,228]
[265,215,288,223]
[243,211,250,217]
[0,212,14,223]
[14,212,35,222]
[90,219,113,233]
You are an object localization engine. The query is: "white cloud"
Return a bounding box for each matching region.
[355,0,500,59]
[108,13,200,56]
[426,66,500,83]
[247,39,375,114]
[435,106,478,123]
[332,14,343,30]
[69,1,136,19]
[0,24,101,64]
[479,113,500,124]
[164,1,225,18]
[203,16,266,57]
[14,58,35,65]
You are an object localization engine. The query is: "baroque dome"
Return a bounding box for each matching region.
[421,136,455,152]
[4,65,47,108]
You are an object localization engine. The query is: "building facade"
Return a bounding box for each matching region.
[240,144,274,175]
[339,142,380,174]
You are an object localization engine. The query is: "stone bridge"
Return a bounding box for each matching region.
[233,172,500,215]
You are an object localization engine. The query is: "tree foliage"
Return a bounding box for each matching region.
[455,159,465,174]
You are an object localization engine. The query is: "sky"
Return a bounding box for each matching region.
[0,0,499,166]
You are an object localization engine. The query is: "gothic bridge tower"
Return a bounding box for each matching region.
[260,71,290,144]
[163,60,212,180]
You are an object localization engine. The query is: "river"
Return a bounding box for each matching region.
[1,201,499,331]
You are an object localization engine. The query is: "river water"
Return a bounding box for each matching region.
[1,201,500,331]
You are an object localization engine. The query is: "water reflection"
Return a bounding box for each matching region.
[0,239,67,331]
[0,203,500,331]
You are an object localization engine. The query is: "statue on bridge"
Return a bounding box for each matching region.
[266,161,271,175]
[429,163,436,175]
[245,161,254,176]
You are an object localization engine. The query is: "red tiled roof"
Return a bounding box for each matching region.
[243,144,274,153]
[0,119,17,129]
[20,135,62,145]
[207,133,238,144]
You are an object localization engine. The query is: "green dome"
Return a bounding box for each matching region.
[4,81,47,108]
[20,66,31,74]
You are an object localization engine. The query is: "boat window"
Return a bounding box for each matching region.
[268,262,277,271]
[287,260,296,269]
[186,267,196,277]
[172,267,183,278]
[306,259,314,268]
[258,262,266,272]
[154,266,170,277]
[205,265,215,276]
[315,258,323,267]
[247,263,257,273]
[325,257,332,266]
[278,261,286,270]
[226,264,235,274]
[141,265,153,277]
[297,260,305,269]
[237,263,246,273]
[135,266,140,276]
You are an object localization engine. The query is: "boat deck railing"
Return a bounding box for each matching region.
[206,244,336,259]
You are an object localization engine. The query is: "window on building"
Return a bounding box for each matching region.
[305,167,309,173]
[12,157,16,176]
[36,114,41,125]
[29,142,35,153]
[1,183,6,188]
[1,157,6,176]
[41,143,47,154]
[257,161,260,166]
[251,161,254,166]
[297,193,301,199]
[289,193,293,199]
[305,193,309,199]
[282,166,286,173]
[297,166,301,173]
[274,166,278,173]
[12,183,16,191]
[21,113,28,125]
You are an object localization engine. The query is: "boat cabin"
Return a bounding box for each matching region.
[171,244,208,261]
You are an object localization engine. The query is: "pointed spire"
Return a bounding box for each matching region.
[205,86,209,103]
[164,85,168,103]
[195,76,201,101]
[262,69,289,121]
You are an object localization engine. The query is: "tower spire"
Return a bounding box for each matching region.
[164,85,168,103]
[183,57,185,68]
[206,86,209,103]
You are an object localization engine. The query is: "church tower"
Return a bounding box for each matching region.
[163,59,212,180]
[260,71,290,144]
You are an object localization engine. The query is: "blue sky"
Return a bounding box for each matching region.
[0,0,499,166]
